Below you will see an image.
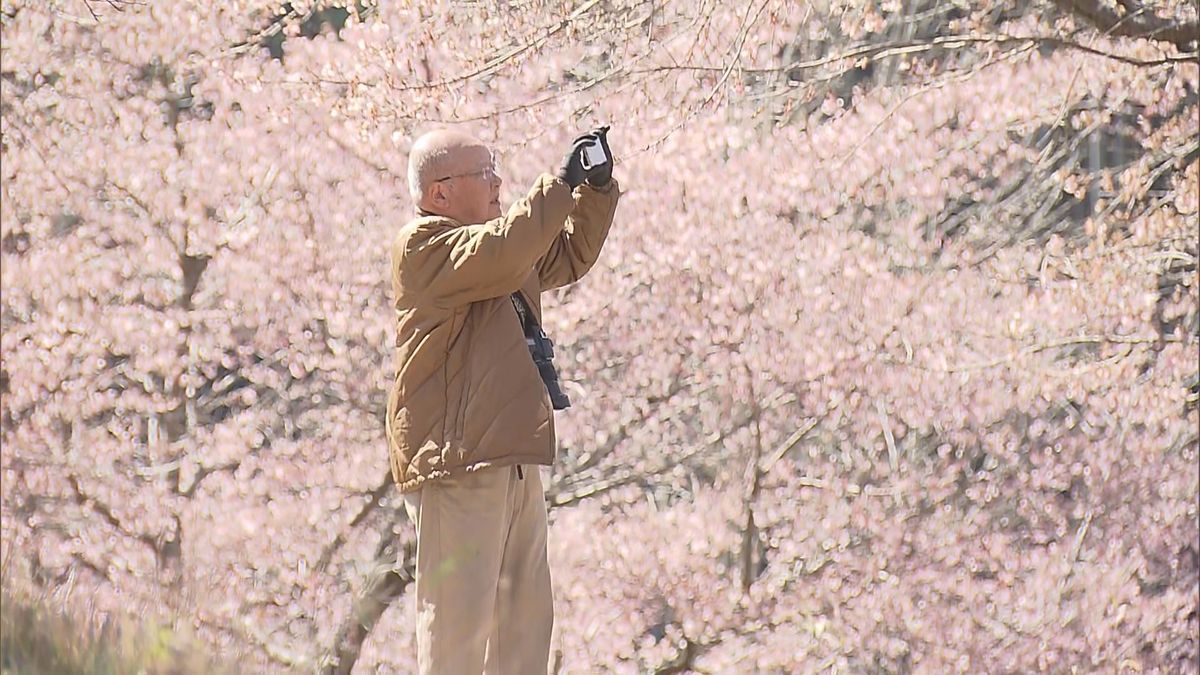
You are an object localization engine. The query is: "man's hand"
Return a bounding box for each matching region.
[556,134,595,189]
[584,126,612,187]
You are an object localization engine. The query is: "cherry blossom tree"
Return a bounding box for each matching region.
[2,0,1196,672]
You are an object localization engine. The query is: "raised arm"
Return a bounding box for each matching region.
[396,175,574,308]
[536,178,621,291]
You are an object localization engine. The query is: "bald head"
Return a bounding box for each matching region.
[406,129,503,224]
[407,129,487,204]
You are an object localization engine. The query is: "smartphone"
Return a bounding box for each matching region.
[581,140,608,171]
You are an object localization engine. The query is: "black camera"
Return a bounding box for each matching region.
[527,329,571,410]
[512,292,572,411]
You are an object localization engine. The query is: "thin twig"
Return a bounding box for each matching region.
[928,333,1180,373]
[625,0,771,160]
[390,0,602,93]
[833,43,1035,170]
[1058,509,1095,595]
[876,400,898,473]
[761,405,835,472]
[633,37,1191,86]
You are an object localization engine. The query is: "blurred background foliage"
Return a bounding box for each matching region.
[1,0,1197,672]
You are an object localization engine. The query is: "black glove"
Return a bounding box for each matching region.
[584,125,613,187]
[556,134,595,189]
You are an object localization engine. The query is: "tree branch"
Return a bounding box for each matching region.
[67,474,160,556]
[632,33,1195,78]
[547,390,796,508]
[1051,0,1200,49]
[320,535,416,675]
[386,0,602,93]
[926,333,1182,373]
[740,364,765,594]
[315,471,395,572]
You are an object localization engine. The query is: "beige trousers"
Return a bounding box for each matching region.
[403,464,553,675]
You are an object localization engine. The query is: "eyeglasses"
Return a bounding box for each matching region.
[433,152,500,183]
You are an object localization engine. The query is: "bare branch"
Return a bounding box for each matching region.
[67,474,158,553]
[761,407,834,473]
[1051,0,1200,49]
[320,536,416,675]
[922,333,1183,373]
[628,0,772,160]
[547,390,796,508]
[1057,508,1095,597]
[631,34,1195,79]
[833,42,1036,169]
[315,471,395,572]
[740,364,765,595]
[386,0,602,93]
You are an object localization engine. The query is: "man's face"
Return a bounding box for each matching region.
[431,145,503,224]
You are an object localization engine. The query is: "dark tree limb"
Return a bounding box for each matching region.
[1051,0,1200,49]
[68,474,159,554]
[653,636,698,675]
[320,535,417,675]
[739,364,764,595]
[315,471,395,572]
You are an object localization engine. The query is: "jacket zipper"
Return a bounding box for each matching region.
[517,465,524,480]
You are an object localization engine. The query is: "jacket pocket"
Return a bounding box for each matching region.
[453,360,470,443]
[445,308,471,444]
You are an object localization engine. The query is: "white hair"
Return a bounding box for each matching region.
[407,147,447,203]
[406,130,483,204]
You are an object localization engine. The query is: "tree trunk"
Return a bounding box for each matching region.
[321,536,417,675]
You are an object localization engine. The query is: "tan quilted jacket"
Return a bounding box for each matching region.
[386,174,620,492]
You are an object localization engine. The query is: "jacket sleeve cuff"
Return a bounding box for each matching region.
[580,176,620,196]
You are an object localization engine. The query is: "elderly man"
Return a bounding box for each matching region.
[386,127,620,673]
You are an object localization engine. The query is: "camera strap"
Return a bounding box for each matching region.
[510,291,537,338]
[510,291,571,410]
